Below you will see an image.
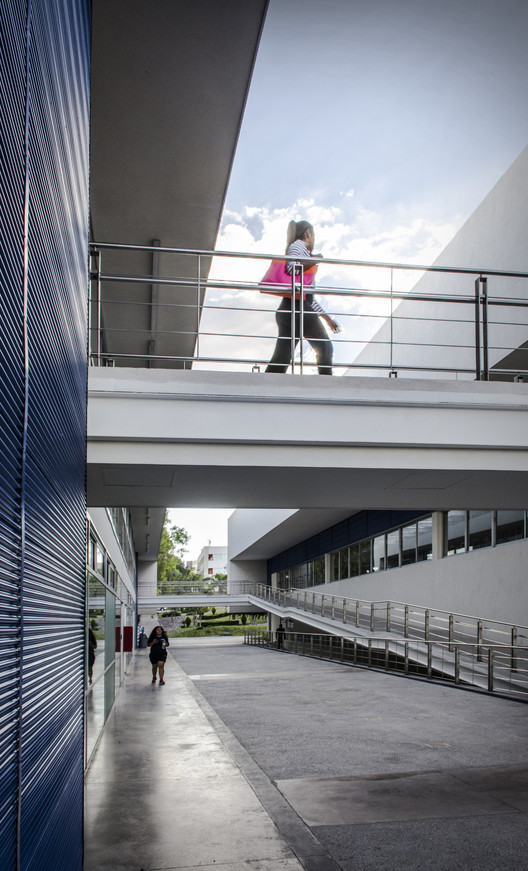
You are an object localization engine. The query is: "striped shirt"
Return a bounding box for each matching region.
[285,239,326,314]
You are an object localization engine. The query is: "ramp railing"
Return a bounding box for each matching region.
[244,630,528,701]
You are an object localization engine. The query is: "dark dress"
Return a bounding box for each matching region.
[149,635,169,663]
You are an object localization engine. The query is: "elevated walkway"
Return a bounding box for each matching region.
[87,368,528,511]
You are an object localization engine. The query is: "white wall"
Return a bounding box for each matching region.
[228,557,268,588]
[312,538,528,625]
[228,509,298,561]
[351,144,528,376]
[88,507,136,599]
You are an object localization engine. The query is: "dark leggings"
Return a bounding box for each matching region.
[266,299,333,375]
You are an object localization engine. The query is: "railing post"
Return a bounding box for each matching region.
[89,247,101,365]
[331,596,335,620]
[449,614,454,651]
[474,276,489,381]
[488,648,494,693]
[475,276,482,380]
[321,594,325,618]
[355,600,360,627]
[195,253,201,363]
[427,643,432,678]
[299,264,305,374]
[386,601,391,632]
[404,604,409,638]
[312,592,315,614]
[424,609,430,641]
[477,620,483,662]
[481,277,489,381]
[304,590,307,612]
[511,626,518,671]
[370,602,375,632]
[454,646,460,684]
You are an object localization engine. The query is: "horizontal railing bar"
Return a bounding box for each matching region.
[348,597,528,630]
[93,271,528,309]
[90,241,528,280]
[88,351,482,376]
[90,326,510,356]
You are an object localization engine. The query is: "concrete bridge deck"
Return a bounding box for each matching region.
[87,368,528,511]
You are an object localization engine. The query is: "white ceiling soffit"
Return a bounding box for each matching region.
[89,0,269,369]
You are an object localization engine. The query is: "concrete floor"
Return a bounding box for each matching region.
[84,638,528,871]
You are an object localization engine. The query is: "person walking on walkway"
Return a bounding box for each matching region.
[147,625,170,684]
[264,220,340,375]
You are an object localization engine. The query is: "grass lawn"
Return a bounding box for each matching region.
[167,621,266,639]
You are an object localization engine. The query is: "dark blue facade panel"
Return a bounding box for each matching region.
[1,0,91,868]
[0,0,29,867]
[268,510,428,578]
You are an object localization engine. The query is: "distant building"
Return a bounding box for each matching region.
[197,545,228,578]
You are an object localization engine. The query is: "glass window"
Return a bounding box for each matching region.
[401,523,417,566]
[339,547,349,580]
[349,544,360,577]
[330,552,339,582]
[496,510,525,544]
[372,535,385,571]
[88,537,95,569]
[446,510,466,555]
[417,516,433,561]
[359,539,371,574]
[95,543,105,576]
[313,556,325,584]
[468,510,492,551]
[386,529,400,568]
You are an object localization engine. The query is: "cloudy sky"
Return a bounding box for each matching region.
[172,0,528,550]
[195,0,528,373]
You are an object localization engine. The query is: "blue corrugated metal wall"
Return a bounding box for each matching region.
[267,510,426,579]
[0,1,90,869]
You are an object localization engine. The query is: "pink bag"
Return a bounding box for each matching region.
[259,260,317,297]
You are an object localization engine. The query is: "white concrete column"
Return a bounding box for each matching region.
[432,511,445,560]
[138,559,158,598]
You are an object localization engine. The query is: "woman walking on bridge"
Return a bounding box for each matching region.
[263,220,340,375]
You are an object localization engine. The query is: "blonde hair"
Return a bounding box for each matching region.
[285,220,313,253]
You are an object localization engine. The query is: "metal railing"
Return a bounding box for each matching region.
[89,242,528,380]
[254,583,527,663]
[155,579,255,597]
[244,630,528,701]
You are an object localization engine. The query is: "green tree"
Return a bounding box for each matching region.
[157,513,202,591]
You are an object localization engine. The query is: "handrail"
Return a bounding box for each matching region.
[88,242,528,380]
[244,630,528,701]
[91,241,528,279]
[251,583,528,655]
